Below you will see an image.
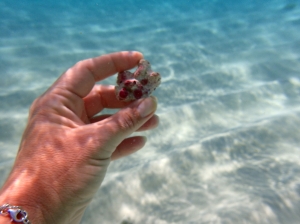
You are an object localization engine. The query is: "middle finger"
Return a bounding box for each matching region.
[90,114,159,131]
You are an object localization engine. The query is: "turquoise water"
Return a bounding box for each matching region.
[1,0,300,223]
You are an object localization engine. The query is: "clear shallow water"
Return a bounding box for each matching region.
[1,0,300,223]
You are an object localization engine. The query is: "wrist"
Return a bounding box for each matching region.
[0,163,85,224]
[0,169,47,224]
[0,204,30,224]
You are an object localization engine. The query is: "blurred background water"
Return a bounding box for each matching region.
[1,0,300,223]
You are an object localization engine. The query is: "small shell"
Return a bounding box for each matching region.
[115,59,161,101]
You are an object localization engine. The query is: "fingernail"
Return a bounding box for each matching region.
[137,96,157,118]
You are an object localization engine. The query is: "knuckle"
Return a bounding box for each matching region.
[29,97,43,115]
[29,93,56,118]
[118,110,138,131]
[74,58,92,71]
[74,58,86,66]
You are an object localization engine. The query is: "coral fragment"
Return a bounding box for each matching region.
[115,59,161,101]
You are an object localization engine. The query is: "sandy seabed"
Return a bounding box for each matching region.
[0,1,300,223]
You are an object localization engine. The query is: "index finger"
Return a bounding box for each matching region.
[52,51,143,98]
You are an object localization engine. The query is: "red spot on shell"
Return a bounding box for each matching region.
[141,79,148,85]
[124,80,131,86]
[133,89,143,99]
[119,88,128,99]
[124,79,137,87]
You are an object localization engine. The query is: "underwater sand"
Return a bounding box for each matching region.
[0,0,300,223]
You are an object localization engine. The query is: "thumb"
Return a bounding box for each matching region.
[98,96,158,156]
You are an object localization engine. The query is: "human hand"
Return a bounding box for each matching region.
[0,51,159,224]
